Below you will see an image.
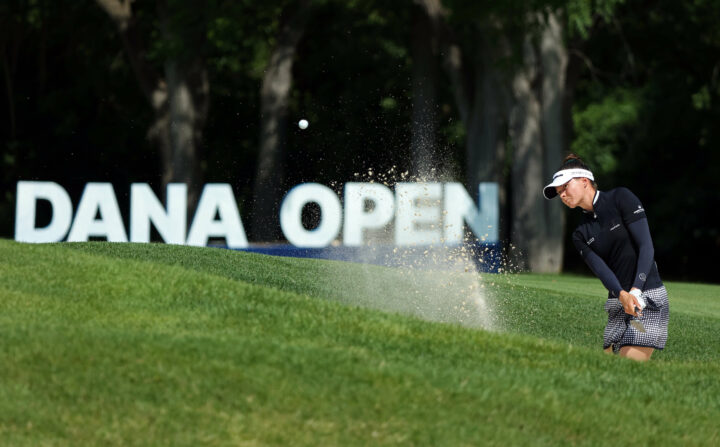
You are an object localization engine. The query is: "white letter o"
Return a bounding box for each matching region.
[279,183,342,247]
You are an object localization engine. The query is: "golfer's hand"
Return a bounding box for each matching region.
[619,290,641,316]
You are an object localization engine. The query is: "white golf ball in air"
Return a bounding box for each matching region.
[298,119,309,130]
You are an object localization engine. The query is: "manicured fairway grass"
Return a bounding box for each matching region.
[1,240,719,445]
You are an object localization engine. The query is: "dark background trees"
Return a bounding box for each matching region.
[1,0,718,282]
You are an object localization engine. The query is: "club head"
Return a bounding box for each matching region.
[630,319,647,333]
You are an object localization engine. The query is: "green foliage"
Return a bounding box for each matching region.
[571,87,641,177]
[1,241,719,445]
[565,0,625,38]
[206,1,284,79]
[571,0,720,281]
[146,0,209,64]
[691,85,711,111]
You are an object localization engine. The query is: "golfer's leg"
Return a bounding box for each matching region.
[604,346,613,354]
[619,346,654,361]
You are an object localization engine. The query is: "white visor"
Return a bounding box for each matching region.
[543,169,594,199]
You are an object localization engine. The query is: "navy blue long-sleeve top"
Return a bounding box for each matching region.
[572,188,662,298]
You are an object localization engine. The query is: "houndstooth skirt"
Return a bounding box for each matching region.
[603,286,669,352]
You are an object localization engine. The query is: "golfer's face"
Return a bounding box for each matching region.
[556,178,582,208]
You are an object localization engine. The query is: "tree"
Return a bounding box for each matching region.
[252,0,313,241]
[508,10,567,272]
[414,1,620,272]
[95,0,209,212]
[414,0,512,244]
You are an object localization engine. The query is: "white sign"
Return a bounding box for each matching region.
[15,181,498,248]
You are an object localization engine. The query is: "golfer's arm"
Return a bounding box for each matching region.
[627,218,655,290]
[581,249,624,298]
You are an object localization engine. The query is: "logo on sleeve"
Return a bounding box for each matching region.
[639,273,647,281]
[586,237,595,245]
[633,205,645,215]
[610,224,621,231]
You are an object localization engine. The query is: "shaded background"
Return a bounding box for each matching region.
[1,0,719,282]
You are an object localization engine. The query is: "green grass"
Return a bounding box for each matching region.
[1,239,719,446]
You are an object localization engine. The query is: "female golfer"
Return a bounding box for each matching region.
[543,154,669,361]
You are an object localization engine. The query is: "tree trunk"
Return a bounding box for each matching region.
[468,33,513,244]
[415,0,510,237]
[538,10,568,272]
[509,33,543,271]
[509,11,567,273]
[410,5,438,179]
[96,0,208,216]
[161,58,208,211]
[414,0,470,124]
[252,1,311,241]
[466,31,510,187]
[416,3,576,272]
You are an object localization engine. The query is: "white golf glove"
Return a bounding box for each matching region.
[629,288,646,311]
